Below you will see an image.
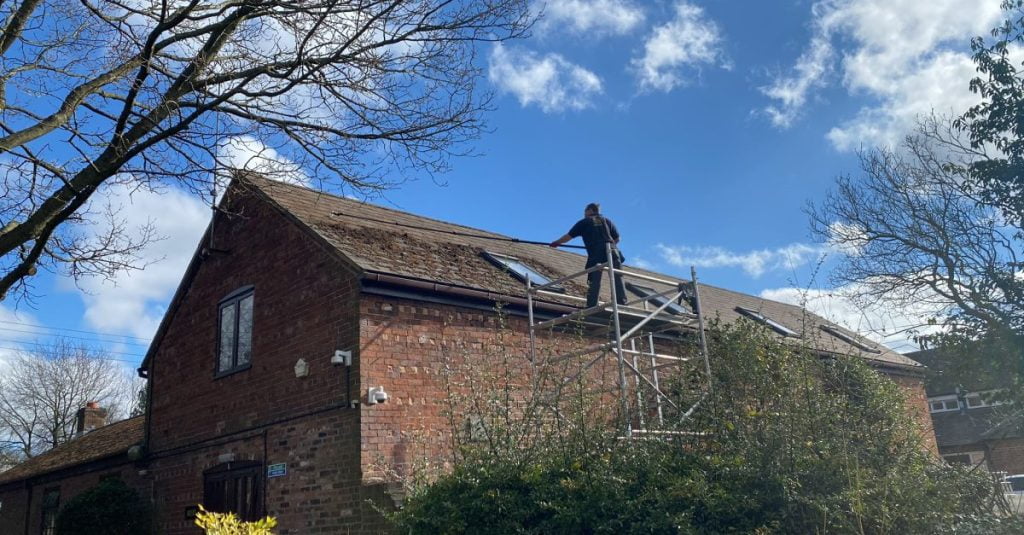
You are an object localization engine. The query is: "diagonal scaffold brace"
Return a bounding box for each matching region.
[526,243,712,439]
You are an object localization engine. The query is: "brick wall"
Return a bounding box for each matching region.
[889,373,939,454]
[0,483,29,534]
[988,437,1024,475]
[146,410,364,535]
[357,294,635,488]
[358,292,940,496]
[0,460,146,535]
[144,187,370,533]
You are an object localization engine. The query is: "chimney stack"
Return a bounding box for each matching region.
[75,401,108,436]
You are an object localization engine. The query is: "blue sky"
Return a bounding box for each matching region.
[2,0,1008,368]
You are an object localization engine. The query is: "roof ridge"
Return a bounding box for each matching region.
[245,175,516,240]
[38,416,143,453]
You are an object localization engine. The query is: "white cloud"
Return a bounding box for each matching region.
[631,1,725,92]
[826,51,982,150]
[59,135,308,343]
[539,0,645,36]
[656,242,828,278]
[826,221,868,256]
[762,36,832,128]
[760,284,947,352]
[69,183,210,340]
[630,256,653,270]
[0,305,38,372]
[762,0,1004,146]
[217,136,309,187]
[489,43,603,112]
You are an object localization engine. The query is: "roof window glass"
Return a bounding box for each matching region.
[483,252,562,291]
[735,307,799,337]
[820,325,882,354]
[626,283,688,315]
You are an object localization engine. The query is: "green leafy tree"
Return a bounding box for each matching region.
[957,0,1024,225]
[390,322,1019,534]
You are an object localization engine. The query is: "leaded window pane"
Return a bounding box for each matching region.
[219,305,236,372]
[237,295,253,365]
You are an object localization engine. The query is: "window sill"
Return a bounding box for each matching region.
[214,363,252,380]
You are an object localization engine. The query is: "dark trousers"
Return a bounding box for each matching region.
[586,255,627,308]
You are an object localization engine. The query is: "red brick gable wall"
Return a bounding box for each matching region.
[144,188,373,534]
[147,188,361,453]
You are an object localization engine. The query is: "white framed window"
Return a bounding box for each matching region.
[929,395,960,413]
[965,391,1003,409]
[943,451,985,467]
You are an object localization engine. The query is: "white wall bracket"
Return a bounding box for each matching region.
[332,349,352,366]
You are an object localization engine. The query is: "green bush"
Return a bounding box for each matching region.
[55,477,151,535]
[390,321,1023,534]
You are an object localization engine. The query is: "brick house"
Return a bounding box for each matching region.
[909,348,1024,475]
[0,407,145,534]
[0,176,932,534]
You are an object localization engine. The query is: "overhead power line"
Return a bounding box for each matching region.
[0,319,151,342]
[0,326,151,347]
[0,348,142,365]
[0,338,146,359]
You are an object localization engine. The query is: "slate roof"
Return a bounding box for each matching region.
[907,348,1014,396]
[906,347,1023,448]
[0,417,144,486]
[930,407,1024,448]
[244,177,920,371]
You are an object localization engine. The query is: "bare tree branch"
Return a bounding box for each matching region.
[0,339,140,461]
[0,0,531,301]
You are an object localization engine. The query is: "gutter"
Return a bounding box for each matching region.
[363,271,928,378]
[361,271,576,315]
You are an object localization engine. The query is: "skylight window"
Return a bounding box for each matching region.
[735,307,799,337]
[482,252,562,291]
[627,283,688,315]
[820,325,882,354]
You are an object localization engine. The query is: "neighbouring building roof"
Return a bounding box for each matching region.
[0,417,144,486]
[907,348,1014,396]
[907,347,1023,449]
[233,176,920,371]
[930,407,1024,447]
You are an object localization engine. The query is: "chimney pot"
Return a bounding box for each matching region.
[75,403,108,436]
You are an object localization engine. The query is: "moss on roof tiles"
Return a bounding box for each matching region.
[0,416,144,485]
[247,176,920,370]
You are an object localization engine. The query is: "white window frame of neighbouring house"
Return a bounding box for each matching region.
[929,395,961,413]
[942,451,986,468]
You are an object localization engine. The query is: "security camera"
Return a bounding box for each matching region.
[331,350,352,366]
[368,386,389,405]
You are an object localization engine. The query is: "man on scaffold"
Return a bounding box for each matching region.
[550,202,628,308]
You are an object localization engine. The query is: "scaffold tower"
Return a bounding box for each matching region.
[526,243,712,438]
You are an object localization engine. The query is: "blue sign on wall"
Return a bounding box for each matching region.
[267,463,287,478]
